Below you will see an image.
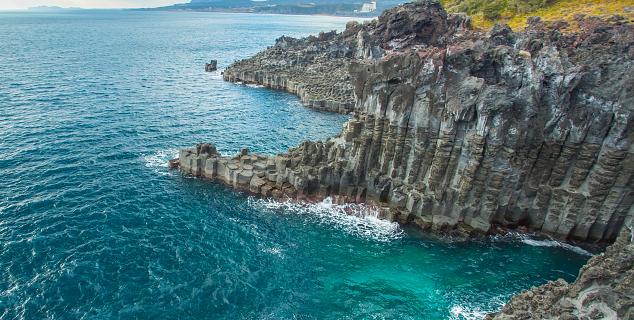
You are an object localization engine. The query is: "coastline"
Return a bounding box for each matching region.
[174,1,633,318]
[4,8,603,318]
[182,2,633,242]
[143,8,376,19]
[173,143,615,249]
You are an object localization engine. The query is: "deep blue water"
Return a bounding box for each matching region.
[0,10,590,320]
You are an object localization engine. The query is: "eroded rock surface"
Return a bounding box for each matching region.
[187,1,634,242]
[178,2,634,316]
[222,33,356,113]
[179,144,301,199]
[222,1,470,114]
[487,226,634,319]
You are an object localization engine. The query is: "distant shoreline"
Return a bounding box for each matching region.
[136,7,380,19]
[144,9,376,19]
[1,7,376,20]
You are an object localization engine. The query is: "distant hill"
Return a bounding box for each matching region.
[149,0,407,16]
[28,6,83,12]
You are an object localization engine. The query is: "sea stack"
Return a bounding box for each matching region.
[205,59,218,72]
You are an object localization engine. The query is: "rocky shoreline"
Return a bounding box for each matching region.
[176,1,633,317]
[222,32,356,114]
[487,226,633,319]
[189,1,633,242]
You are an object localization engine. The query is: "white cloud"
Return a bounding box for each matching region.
[0,1,180,10]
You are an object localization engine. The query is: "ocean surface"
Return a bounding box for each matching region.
[0,10,591,320]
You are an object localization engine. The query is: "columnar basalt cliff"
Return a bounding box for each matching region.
[188,1,634,243]
[179,1,634,315]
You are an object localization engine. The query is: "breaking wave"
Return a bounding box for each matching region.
[493,232,593,256]
[449,305,490,320]
[449,295,507,320]
[519,238,593,256]
[142,149,179,174]
[248,197,403,242]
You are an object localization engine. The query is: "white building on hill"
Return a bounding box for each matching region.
[359,1,377,13]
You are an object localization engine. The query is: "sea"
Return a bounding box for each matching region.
[0,10,591,320]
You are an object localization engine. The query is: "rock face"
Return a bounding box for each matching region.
[181,2,634,315]
[191,1,634,242]
[342,16,634,242]
[222,1,470,114]
[222,31,357,113]
[487,226,634,319]
[179,144,300,199]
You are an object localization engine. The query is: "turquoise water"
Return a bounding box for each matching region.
[0,11,590,320]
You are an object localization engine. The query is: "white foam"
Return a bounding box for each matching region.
[143,149,179,175]
[248,197,403,242]
[261,246,284,258]
[449,295,507,320]
[519,238,593,256]
[245,83,265,89]
[208,71,223,80]
[494,232,593,256]
[449,305,489,320]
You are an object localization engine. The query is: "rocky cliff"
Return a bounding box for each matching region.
[222,2,471,113]
[190,1,634,243]
[179,1,634,316]
[222,31,356,113]
[487,226,633,319]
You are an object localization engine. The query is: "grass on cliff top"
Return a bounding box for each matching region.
[441,0,634,31]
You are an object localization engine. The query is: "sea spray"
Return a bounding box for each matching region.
[447,293,509,320]
[449,305,490,320]
[491,232,594,256]
[143,149,179,175]
[248,196,403,242]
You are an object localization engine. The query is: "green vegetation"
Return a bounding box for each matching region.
[441,0,634,30]
[443,0,554,20]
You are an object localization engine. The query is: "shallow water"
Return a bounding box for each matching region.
[0,10,590,319]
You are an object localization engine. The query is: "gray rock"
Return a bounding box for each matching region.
[214,1,634,242]
[177,2,634,314]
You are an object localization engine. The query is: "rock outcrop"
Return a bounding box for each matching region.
[179,1,634,316]
[205,59,217,72]
[487,226,633,319]
[222,1,471,114]
[179,144,301,200]
[186,1,634,243]
[222,31,356,113]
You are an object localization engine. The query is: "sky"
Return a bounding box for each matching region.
[0,0,180,10]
